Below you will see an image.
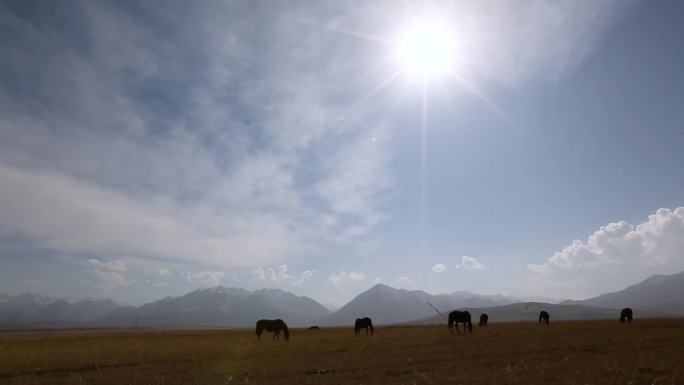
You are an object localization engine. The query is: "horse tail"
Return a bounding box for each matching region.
[282,321,290,342]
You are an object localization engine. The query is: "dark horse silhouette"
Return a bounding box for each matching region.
[256,319,290,342]
[620,308,633,323]
[448,310,473,334]
[354,317,374,336]
[479,313,489,327]
[539,311,550,325]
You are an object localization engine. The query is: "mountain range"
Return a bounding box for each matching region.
[561,270,684,314]
[1,270,683,328]
[321,284,516,325]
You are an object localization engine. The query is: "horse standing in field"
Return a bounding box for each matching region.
[354,317,374,336]
[256,319,290,342]
[620,308,633,323]
[448,310,473,334]
[539,311,550,325]
[479,313,489,327]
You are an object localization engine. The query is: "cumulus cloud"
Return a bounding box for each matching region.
[328,271,365,286]
[460,256,485,269]
[88,258,130,287]
[88,259,127,272]
[293,270,316,285]
[529,208,684,274]
[252,265,316,285]
[395,276,416,290]
[253,265,292,282]
[432,264,447,273]
[182,271,225,286]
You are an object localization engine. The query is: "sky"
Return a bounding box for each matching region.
[1,0,684,308]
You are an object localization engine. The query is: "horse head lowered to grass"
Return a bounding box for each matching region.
[354,317,374,336]
[256,319,289,342]
[448,310,472,334]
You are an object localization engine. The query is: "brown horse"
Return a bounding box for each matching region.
[539,311,550,325]
[256,319,290,342]
[448,310,472,334]
[354,317,374,336]
[479,313,489,327]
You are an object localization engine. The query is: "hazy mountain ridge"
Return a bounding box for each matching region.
[561,270,684,315]
[322,284,517,325]
[0,287,330,328]
[2,270,684,328]
[0,293,120,324]
[101,287,330,327]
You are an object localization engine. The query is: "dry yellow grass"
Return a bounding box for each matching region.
[1,319,683,385]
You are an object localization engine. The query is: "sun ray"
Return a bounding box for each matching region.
[420,81,428,260]
[328,68,406,134]
[356,69,406,107]
[278,12,395,46]
[452,73,516,125]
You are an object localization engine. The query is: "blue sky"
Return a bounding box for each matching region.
[1,0,683,307]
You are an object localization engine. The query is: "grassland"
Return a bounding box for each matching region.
[1,319,683,385]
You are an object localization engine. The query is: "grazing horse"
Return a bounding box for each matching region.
[308,325,320,330]
[448,310,473,334]
[256,319,290,342]
[620,308,633,323]
[354,317,374,336]
[539,311,550,325]
[479,313,489,327]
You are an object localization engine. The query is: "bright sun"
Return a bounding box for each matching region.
[396,21,457,80]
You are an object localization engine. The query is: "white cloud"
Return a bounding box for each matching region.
[88,258,130,287]
[0,2,395,271]
[461,256,485,269]
[251,265,316,285]
[448,0,638,84]
[395,276,416,290]
[529,207,684,274]
[158,268,172,277]
[253,265,293,282]
[182,271,225,286]
[373,277,382,284]
[88,258,127,272]
[328,271,365,286]
[431,263,447,273]
[293,270,316,285]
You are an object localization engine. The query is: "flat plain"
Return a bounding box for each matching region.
[1,319,683,385]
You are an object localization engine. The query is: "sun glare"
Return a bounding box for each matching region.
[396,21,457,80]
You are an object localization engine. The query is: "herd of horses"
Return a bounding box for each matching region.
[255,307,634,342]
